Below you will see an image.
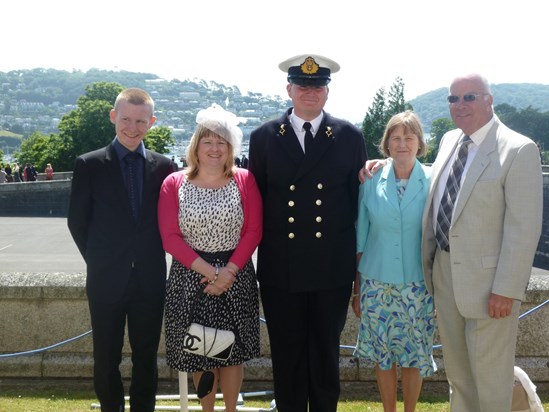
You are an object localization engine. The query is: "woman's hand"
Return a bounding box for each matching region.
[202,265,237,295]
[352,294,361,318]
[352,271,361,318]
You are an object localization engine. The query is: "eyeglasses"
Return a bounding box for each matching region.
[447,93,488,104]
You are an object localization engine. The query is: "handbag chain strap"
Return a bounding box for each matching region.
[188,278,240,360]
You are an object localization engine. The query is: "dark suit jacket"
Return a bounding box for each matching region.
[249,109,367,292]
[68,143,175,304]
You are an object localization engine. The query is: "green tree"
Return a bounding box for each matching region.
[144,126,175,154]
[387,77,412,114]
[2,99,10,115]
[14,131,57,171]
[46,133,74,172]
[496,104,549,155]
[493,103,517,120]
[10,124,24,135]
[55,82,124,170]
[362,88,387,159]
[362,77,410,159]
[68,99,116,155]
[15,82,124,171]
[425,117,454,162]
[77,81,122,107]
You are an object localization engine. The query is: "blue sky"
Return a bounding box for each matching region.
[3,0,548,123]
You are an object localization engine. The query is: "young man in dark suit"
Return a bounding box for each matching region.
[249,54,367,412]
[68,88,175,412]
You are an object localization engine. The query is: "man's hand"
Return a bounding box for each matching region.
[488,293,514,319]
[358,159,388,183]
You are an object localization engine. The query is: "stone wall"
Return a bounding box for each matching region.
[534,173,549,269]
[0,271,548,385]
[0,180,71,217]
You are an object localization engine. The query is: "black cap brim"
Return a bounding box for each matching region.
[288,76,331,87]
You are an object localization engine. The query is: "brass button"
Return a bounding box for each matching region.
[290,185,296,191]
[317,183,323,190]
[316,232,322,238]
[316,216,322,223]
[315,199,322,206]
[288,200,295,207]
[288,217,295,223]
[288,233,295,239]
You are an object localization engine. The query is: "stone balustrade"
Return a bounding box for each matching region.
[1,270,548,387]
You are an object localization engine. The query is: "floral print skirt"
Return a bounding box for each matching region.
[354,278,436,377]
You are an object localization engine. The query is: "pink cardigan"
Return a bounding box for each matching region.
[157,168,263,269]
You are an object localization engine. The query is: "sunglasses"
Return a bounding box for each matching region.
[447,93,488,104]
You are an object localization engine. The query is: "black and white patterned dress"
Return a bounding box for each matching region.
[164,178,260,372]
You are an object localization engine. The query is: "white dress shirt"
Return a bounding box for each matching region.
[289,111,323,152]
[432,116,495,232]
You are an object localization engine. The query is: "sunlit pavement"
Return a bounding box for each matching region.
[0,217,258,274]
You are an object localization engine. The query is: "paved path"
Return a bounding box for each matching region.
[0,217,543,276]
[0,217,85,273]
[0,217,258,274]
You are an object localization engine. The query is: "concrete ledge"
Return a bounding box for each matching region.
[1,271,548,386]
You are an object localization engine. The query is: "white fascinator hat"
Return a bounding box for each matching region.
[195,103,243,156]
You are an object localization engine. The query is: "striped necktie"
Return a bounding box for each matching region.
[435,135,471,251]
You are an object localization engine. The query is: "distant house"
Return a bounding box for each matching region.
[179,92,201,100]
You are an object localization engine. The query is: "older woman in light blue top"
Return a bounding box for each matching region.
[352,111,435,412]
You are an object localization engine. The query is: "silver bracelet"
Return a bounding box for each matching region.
[208,266,219,284]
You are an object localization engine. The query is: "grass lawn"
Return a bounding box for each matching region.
[0,385,548,412]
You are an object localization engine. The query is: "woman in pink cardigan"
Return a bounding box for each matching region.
[158,104,262,412]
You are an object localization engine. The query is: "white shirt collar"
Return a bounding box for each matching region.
[468,114,496,146]
[290,111,324,134]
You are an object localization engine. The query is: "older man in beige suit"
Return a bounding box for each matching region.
[422,73,543,411]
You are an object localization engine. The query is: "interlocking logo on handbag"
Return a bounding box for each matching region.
[182,331,203,352]
[183,323,235,361]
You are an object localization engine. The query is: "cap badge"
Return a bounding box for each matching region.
[300,57,319,75]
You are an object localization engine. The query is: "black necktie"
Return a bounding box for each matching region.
[125,152,141,219]
[435,135,471,251]
[303,122,313,153]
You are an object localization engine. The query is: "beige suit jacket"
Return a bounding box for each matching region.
[422,117,543,318]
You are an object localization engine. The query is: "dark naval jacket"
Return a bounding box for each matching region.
[249,109,367,292]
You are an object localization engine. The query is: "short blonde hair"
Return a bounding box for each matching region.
[379,110,426,158]
[185,125,235,179]
[114,88,154,113]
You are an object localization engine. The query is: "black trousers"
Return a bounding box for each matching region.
[88,274,165,412]
[260,284,352,412]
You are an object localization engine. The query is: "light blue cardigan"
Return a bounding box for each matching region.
[356,159,430,284]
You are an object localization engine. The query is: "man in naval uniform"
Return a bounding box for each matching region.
[249,54,367,412]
